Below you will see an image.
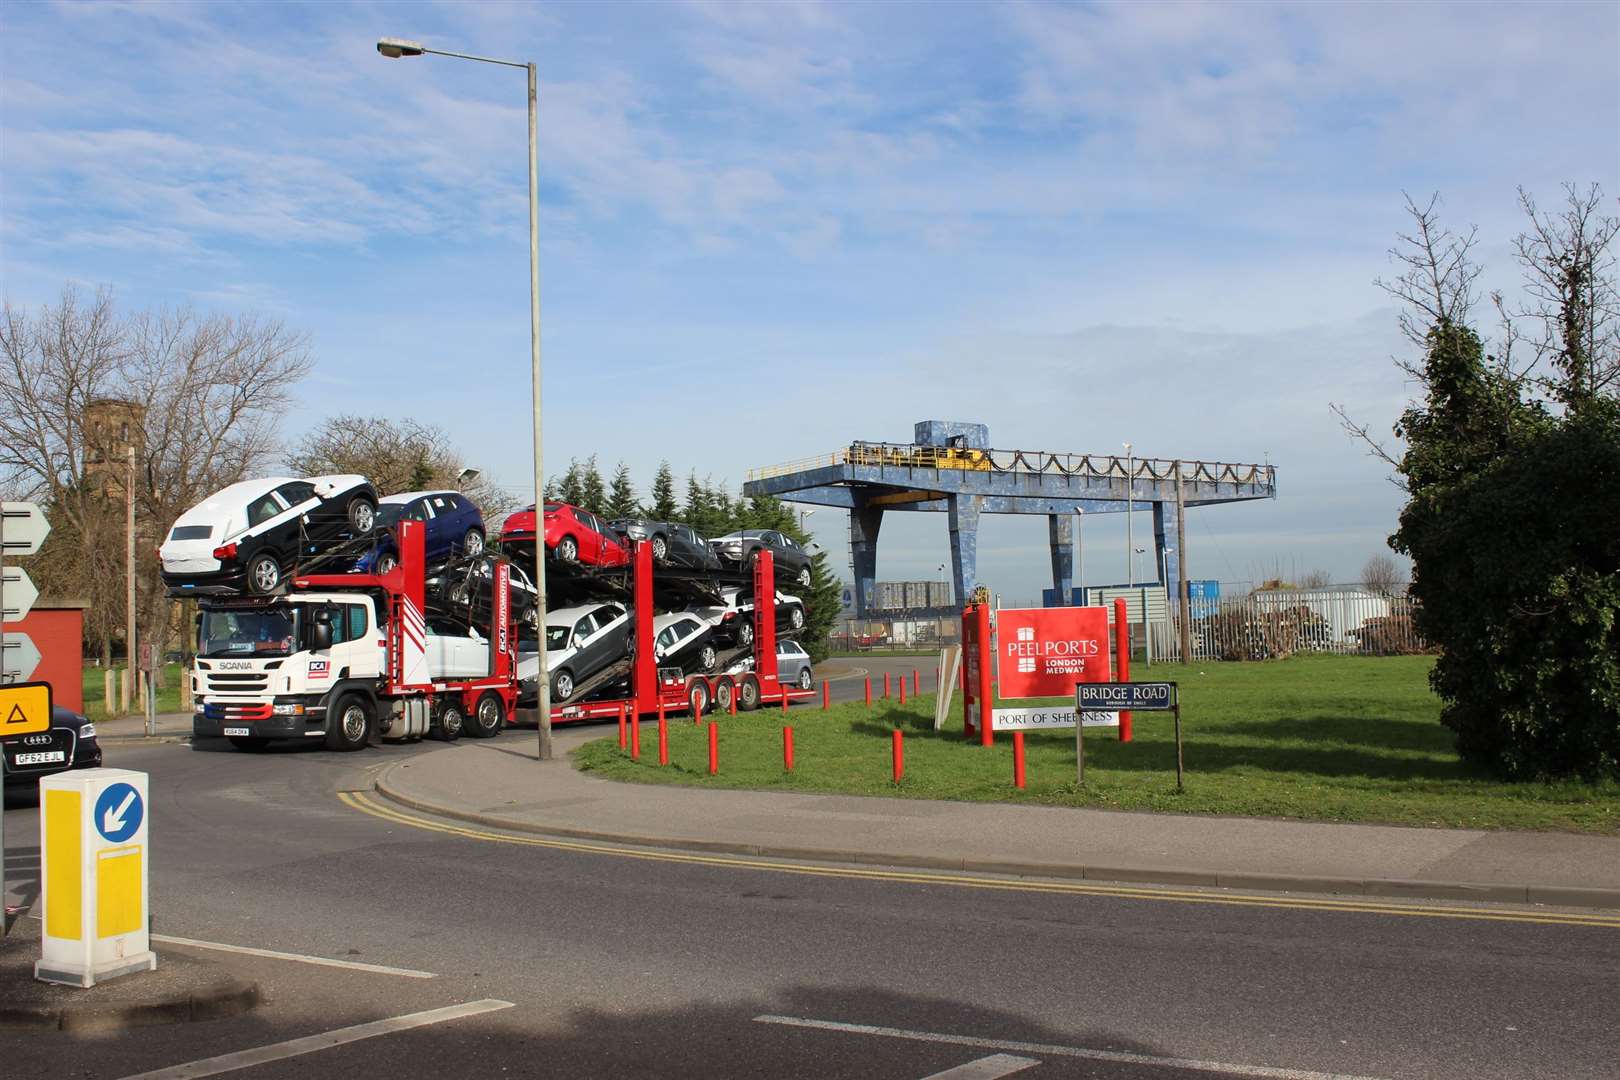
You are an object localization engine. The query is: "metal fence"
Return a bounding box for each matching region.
[1154,587,1428,662]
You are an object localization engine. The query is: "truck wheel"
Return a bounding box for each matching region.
[467,693,505,738]
[246,552,281,594]
[326,693,372,752]
[737,674,761,712]
[712,676,735,714]
[686,678,711,717]
[552,669,575,702]
[432,703,464,742]
[348,497,377,535]
[228,736,270,751]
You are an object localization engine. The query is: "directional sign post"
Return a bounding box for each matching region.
[0,501,51,557]
[2,565,38,623]
[36,769,157,987]
[1076,682,1183,791]
[1,631,42,684]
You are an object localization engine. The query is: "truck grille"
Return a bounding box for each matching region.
[206,673,269,693]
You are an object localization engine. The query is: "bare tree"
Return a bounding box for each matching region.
[0,286,311,673]
[1299,569,1333,589]
[1374,192,1483,352]
[1361,553,1404,596]
[1503,183,1620,405]
[285,414,516,517]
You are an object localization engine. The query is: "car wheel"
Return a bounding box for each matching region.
[700,644,717,672]
[556,536,579,563]
[449,581,470,604]
[349,497,377,535]
[736,620,754,648]
[375,552,398,575]
[747,548,761,567]
[797,566,811,587]
[434,703,464,742]
[651,535,668,562]
[246,552,281,594]
[464,528,484,556]
[797,667,813,691]
[788,606,805,630]
[737,674,761,712]
[553,669,575,702]
[519,605,538,633]
[325,693,372,752]
[228,736,270,752]
[468,692,505,738]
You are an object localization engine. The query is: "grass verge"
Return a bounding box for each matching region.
[575,655,1620,833]
[80,663,184,721]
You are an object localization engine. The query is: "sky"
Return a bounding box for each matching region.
[4,0,1617,602]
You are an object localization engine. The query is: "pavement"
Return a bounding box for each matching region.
[92,710,194,743]
[378,724,1620,910]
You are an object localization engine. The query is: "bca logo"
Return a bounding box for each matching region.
[309,659,330,680]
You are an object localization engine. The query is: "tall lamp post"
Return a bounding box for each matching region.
[377,36,554,759]
[1121,442,1134,588]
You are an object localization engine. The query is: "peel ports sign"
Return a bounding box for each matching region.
[995,606,1111,699]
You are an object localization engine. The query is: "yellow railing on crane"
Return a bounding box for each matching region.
[747,444,1275,486]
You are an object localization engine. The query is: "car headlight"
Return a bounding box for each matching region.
[624,525,647,539]
[79,723,97,741]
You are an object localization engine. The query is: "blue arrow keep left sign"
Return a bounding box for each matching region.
[94,782,144,843]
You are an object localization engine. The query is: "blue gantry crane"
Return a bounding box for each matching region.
[743,420,1276,617]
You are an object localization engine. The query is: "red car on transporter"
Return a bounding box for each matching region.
[501,502,629,567]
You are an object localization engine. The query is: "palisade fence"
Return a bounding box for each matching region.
[833,585,1429,660]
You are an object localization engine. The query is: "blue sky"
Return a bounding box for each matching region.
[4,1,1617,600]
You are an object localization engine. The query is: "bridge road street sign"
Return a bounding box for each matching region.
[1076,682,1184,791]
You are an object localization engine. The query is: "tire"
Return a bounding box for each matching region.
[687,678,710,718]
[434,703,465,742]
[552,668,575,702]
[519,605,538,633]
[747,548,762,568]
[736,620,755,649]
[699,644,718,672]
[375,551,398,575]
[796,566,811,587]
[464,528,484,556]
[325,693,372,752]
[737,674,761,712]
[348,497,377,535]
[712,677,735,714]
[787,605,805,630]
[228,736,270,751]
[651,535,668,562]
[555,536,579,563]
[246,552,282,594]
[467,692,505,738]
[449,580,470,604]
[797,667,813,691]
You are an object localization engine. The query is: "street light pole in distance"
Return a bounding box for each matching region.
[377,36,555,759]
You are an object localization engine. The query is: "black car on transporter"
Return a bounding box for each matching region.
[2,706,103,800]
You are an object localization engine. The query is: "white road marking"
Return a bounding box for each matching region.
[921,1053,1042,1079]
[152,934,437,979]
[119,999,515,1080]
[753,1015,1390,1080]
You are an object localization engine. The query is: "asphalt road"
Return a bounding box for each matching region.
[4,734,1619,1080]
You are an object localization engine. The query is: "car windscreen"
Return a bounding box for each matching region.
[169,524,213,541]
[198,608,299,658]
[545,625,571,651]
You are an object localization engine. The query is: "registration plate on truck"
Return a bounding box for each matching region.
[222,727,251,737]
[14,751,66,765]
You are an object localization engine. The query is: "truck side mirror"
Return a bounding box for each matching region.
[312,608,334,651]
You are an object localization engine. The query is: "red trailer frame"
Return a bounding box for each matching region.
[542,542,815,724]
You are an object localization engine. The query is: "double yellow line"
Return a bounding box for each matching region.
[339,791,1620,929]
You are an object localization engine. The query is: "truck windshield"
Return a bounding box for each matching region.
[198,608,299,658]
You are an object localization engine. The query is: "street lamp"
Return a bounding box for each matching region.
[456,467,481,489]
[377,35,555,759]
[797,506,816,531]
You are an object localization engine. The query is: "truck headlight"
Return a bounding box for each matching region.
[272,704,307,716]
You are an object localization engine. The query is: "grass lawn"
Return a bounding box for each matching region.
[575,655,1620,833]
[79,663,185,721]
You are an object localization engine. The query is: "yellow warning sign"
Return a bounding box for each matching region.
[0,680,51,737]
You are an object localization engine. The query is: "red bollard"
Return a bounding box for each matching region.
[630,708,641,760]
[883,672,891,699]
[729,691,737,716]
[899,678,906,705]
[1013,730,1026,789]
[913,669,919,695]
[892,729,904,783]
[783,726,795,771]
[617,702,627,750]
[864,677,871,706]
[822,682,829,711]
[1114,597,1133,742]
[707,721,719,775]
[658,704,669,766]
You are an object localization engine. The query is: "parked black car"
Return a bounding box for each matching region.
[609,519,724,571]
[3,706,103,799]
[708,529,814,587]
[159,474,379,595]
[653,612,719,675]
[428,555,541,632]
[688,588,807,648]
